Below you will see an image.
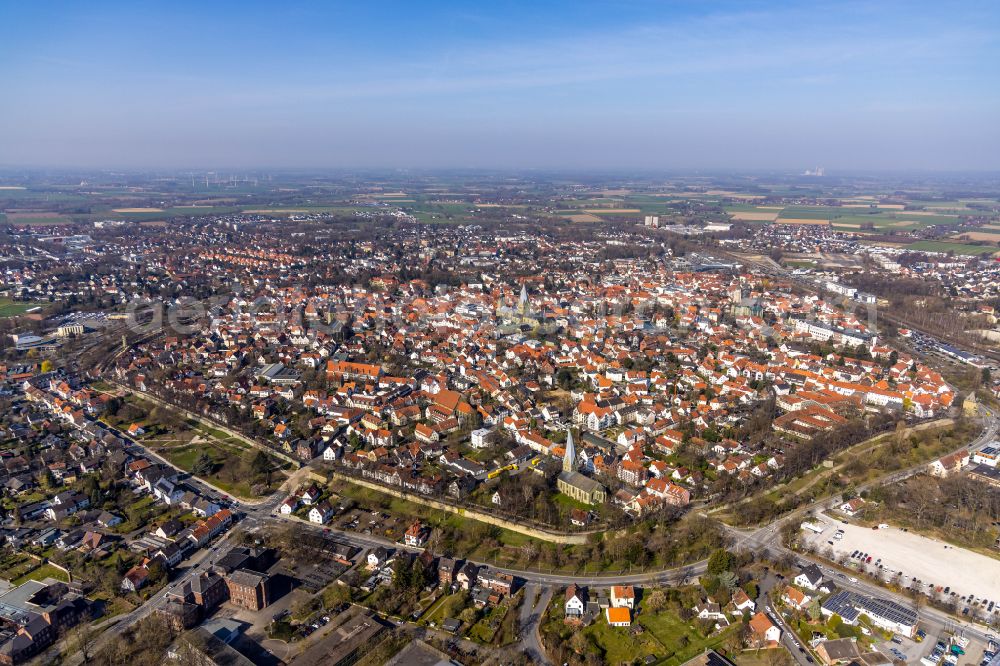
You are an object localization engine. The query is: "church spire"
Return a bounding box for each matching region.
[563,429,576,474]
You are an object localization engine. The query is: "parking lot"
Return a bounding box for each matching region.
[802,519,1000,619]
[873,629,994,666]
[333,507,408,542]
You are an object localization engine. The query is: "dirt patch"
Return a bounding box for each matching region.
[730,211,779,221]
[566,213,602,223]
[950,232,1000,242]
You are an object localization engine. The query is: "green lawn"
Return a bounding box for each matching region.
[638,604,740,666]
[552,493,593,512]
[583,615,663,662]
[14,563,69,585]
[151,439,274,499]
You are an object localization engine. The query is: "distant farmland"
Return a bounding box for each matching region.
[906,240,999,255]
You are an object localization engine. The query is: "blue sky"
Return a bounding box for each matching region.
[1,1,998,171]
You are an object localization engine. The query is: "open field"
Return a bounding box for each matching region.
[950,232,1000,242]
[112,207,163,213]
[583,208,641,213]
[0,299,36,318]
[906,240,998,255]
[566,213,603,222]
[4,211,69,225]
[730,211,779,221]
[777,218,829,225]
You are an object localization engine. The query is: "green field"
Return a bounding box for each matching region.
[906,240,998,255]
[0,299,37,317]
[637,604,740,666]
[722,202,978,232]
[4,215,70,226]
[14,563,69,585]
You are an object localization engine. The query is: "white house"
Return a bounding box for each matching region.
[308,501,333,524]
[565,585,587,618]
[611,585,635,609]
[471,428,495,449]
[279,495,299,515]
[793,564,824,591]
[694,601,726,621]
[731,588,756,614]
[839,498,866,516]
[750,612,781,645]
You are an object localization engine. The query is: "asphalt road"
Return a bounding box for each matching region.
[518,583,553,665]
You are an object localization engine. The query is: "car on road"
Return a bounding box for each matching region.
[849,577,858,583]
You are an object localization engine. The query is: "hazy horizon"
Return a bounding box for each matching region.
[2,1,999,172]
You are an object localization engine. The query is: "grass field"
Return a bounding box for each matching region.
[150,432,282,499]
[0,298,36,317]
[14,563,69,585]
[719,202,981,232]
[906,240,998,255]
[4,214,70,225]
[637,602,740,666]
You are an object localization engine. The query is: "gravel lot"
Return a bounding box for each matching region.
[802,518,1000,612]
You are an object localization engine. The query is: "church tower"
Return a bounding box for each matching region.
[562,429,576,474]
